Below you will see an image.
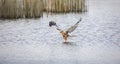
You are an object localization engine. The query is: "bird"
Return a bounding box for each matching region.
[49,18,82,43]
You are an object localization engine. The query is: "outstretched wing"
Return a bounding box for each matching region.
[49,21,62,32]
[49,21,56,27]
[56,25,62,32]
[66,18,82,33]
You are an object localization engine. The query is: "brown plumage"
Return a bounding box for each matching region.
[49,18,82,43]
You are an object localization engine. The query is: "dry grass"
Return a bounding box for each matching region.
[44,0,86,13]
[0,0,43,19]
[0,0,86,19]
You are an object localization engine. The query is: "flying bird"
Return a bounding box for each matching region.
[49,18,82,43]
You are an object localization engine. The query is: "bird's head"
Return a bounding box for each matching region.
[49,21,56,27]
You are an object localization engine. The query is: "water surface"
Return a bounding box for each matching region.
[0,0,120,64]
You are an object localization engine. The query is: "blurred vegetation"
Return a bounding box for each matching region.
[0,0,86,19]
[0,0,43,19]
[44,0,86,13]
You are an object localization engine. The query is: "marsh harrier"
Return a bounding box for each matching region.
[49,18,82,43]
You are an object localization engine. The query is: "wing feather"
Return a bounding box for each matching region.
[66,18,82,33]
[49,21,62,32]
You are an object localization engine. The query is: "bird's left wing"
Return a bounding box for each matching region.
[49,21,62,32]
[66,18,82,33]
[56,25,62,32]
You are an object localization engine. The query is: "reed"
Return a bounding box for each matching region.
[0,0,43,19]
[44,0,86,13]
[0,0,86,19]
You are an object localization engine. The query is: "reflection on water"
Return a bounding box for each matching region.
[0,0,120,64]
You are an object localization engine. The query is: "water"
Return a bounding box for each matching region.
[0,0,120,64]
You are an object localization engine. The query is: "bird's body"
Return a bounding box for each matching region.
[49,18,82,43]
[60,31,69,43]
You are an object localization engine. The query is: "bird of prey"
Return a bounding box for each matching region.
[49,18,82,43]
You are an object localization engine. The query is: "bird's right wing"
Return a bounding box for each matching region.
[66,18,82,33]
